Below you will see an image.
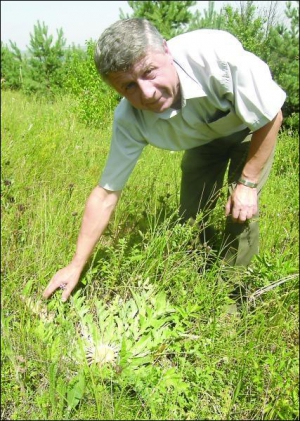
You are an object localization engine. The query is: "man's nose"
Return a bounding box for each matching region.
[138,80,156,101]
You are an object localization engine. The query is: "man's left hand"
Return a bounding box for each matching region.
[225,184,258,223]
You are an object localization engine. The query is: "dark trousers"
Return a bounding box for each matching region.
[179,129,276,267]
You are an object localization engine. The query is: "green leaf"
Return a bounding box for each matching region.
[66,372,85,411]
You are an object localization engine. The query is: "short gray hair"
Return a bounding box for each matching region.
[94,18,165,80]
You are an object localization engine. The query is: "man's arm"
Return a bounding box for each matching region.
[43,185,121,302]
[225,110,283,223]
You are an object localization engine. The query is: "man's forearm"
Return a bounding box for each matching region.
[71,185,121,270]
[241,110,283,183]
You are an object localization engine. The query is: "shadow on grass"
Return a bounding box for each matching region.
[78,193,179,290]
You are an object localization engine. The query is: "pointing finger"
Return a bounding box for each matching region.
[42,274,64,299]
[42,282,58,299]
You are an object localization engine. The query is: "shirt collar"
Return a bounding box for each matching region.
[174,60,206,105]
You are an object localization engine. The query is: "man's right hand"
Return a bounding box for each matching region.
[42,263,82,302]
[42,186,121,303]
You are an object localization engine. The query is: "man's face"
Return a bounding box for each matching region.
[107,42,181,113]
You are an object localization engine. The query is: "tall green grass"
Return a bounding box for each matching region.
[1,91,299,420]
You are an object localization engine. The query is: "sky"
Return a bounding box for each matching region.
[1,1,289,51]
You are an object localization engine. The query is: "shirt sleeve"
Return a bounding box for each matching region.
[221,43,286,131]
[169,29,286,132]
[99,102,148,191]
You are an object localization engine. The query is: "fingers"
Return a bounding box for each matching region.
[226,197,256,222]
[61,284,75,302]
[42,266,80,302]
[42,274,61,299]
[43,278,75,302]
[231,206,256,223]
[226,184,258,223]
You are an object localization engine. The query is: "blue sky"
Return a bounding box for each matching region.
[1,1,288,50]
[1,1,133,49]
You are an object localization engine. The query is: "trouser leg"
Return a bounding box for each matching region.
[179,137,231,247]
[222,134,276,266]
[179,129,276,267]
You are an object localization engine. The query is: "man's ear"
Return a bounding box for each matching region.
[163,39,170,54]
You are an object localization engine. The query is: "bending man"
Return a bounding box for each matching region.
[43,18,285,302]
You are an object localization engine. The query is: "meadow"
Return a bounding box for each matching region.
[1,90,299,420]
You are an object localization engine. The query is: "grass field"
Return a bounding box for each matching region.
[1,90,299,420]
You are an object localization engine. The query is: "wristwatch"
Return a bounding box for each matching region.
[238,177,258,188]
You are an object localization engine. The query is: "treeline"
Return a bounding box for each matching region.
[1,1,299,130]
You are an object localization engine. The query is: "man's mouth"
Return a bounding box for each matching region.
[145,97,161,106]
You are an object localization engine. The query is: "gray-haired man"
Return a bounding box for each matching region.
[43,18,285,302]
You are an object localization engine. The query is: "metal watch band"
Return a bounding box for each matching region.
[238,177,258,188]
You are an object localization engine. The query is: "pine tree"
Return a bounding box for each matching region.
[26,20,67,95]
[1,41,27,90]
[188,0,225,30]
[264,1,299,129]
[119,0,196,39]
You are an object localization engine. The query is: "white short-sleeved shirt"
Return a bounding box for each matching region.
[99,29,286,191]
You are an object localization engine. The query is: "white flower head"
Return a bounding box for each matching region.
[85,342,119,366]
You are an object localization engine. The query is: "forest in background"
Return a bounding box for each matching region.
[1,1,299,131]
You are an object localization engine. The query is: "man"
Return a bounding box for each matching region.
[43,18,285,302]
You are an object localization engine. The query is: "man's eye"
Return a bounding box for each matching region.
[125,82,136,91]
[144,69,154,77]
